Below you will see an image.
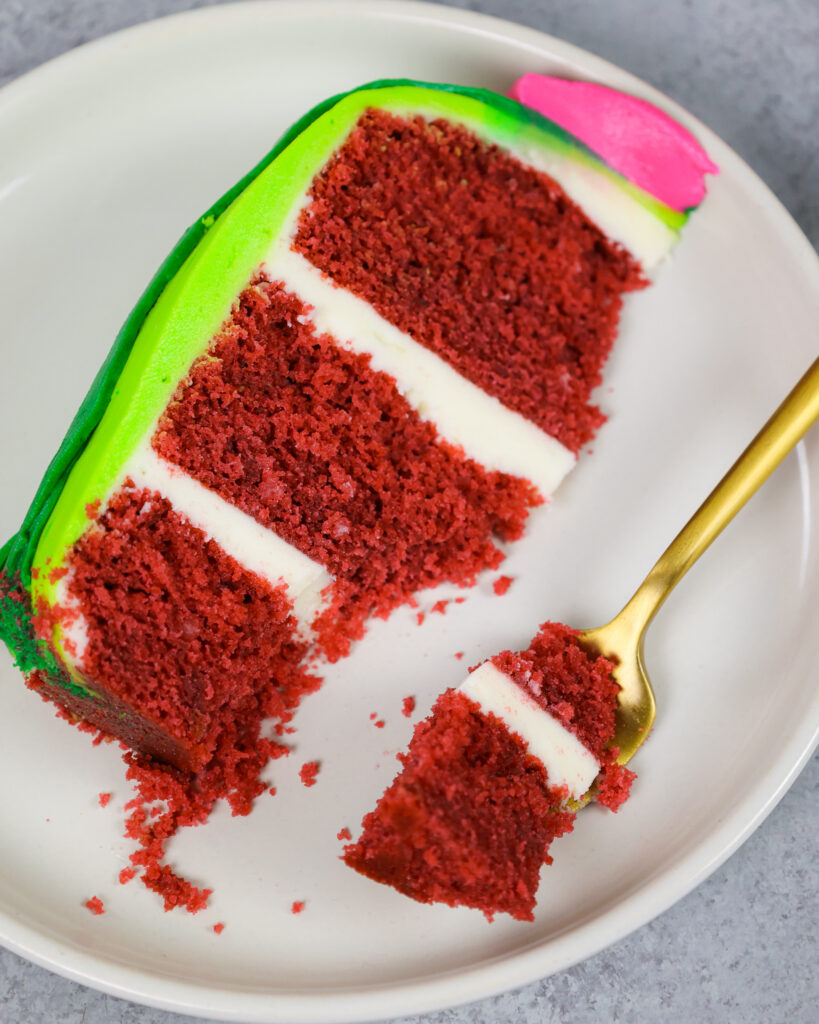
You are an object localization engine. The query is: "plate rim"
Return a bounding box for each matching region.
[0,1,817,1020]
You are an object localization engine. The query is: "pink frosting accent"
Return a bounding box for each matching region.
[509,74,718,212]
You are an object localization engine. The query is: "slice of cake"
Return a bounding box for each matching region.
[343,623,635,921]
[0,77,711,909]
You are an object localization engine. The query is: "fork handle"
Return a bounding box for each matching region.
[620,354,819,636]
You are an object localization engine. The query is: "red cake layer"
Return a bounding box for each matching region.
[62,486,317,773]
[294,110,647,453]
[491,621,620,759]
[343,689,575,921]
[154,281,539,654]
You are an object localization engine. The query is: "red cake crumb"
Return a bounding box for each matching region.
[27,682,243,916]
[455,597,466,604]
[98,792,112,808]
[47,565,68,584]
[84,896,105,916]
[296,110,646,453]
[402,696,415,718]
[299,761,320,788]
[337,827,352,841]
[374,719,385,729]
[492,575,514,596]
[596,760,637,811]
[291,900,306,914]
[369,712,378,720]
[431,599,449,615]
[85,499,101,520]
[153,282,539,659]
[213,922,225,934]
[454,652,464,661]
[269,786,277,797]
[416,612,426,626]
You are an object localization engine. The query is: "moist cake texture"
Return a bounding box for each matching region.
[344,623,636,921]
[0,78,703,913]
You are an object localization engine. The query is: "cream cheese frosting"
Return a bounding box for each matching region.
[126,447,333,632]
[459,661,600,800]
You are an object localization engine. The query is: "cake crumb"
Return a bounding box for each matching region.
[416,611,425,626]
[596,761,637,811]
[402,696,415,718]
[48,565,68,584]
[213,922,225,934]
[85,499,101,520]
[268,786,277,797]
[493,575,514,596]
[98,792,112,808]
[431,599,449,615]
[291,900,306,914]
[84,896,105,916]
[369,712,378,720]
[337,827,352,841]
[455,597,466,604]
[299,761,320,788]
[454,651,464,661]
[374,719,385,729]
[118,867,136,885]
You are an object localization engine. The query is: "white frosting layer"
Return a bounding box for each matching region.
[263,244,576,498]
[126,447,333,631]
[54,572,90,667]
[459,661,600,800]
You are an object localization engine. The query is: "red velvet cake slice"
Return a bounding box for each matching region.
[344,623,635,921]
[0,79,712,911]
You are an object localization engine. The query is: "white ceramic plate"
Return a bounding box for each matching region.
[1,2,817,1021]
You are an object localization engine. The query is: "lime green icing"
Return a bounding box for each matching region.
[0,78,685,693]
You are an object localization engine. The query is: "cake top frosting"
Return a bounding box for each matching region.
[510,73,719,211]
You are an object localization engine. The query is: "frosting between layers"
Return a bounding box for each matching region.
[459,661,600,799]
[264,242,576,498]
[127,447,333,631]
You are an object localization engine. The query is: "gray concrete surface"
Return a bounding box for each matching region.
[0,1,817,1022]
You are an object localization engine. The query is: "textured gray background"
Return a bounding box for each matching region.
[0,0,817,1022]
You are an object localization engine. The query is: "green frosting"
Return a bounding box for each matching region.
[0,78,685,692]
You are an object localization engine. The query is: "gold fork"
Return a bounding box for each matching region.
[582,355,819,766]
